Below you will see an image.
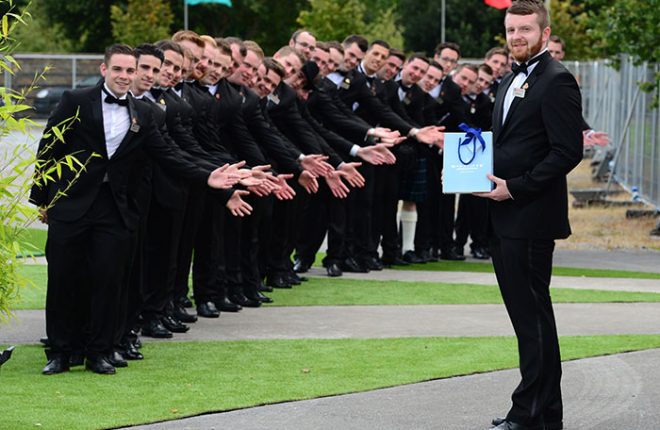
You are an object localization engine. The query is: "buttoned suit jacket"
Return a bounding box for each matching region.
[490,51,583,240]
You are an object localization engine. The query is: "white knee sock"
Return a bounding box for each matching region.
[400,208,418,253]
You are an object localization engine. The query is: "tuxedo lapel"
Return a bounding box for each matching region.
[111,96,139,159]
[493,73,513,140]
[89,87,109,159]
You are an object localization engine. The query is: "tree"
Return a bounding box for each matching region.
[297,0,367,41]
[41,0,114,52]
[363,5,405,49]
[548,0,597,60]
[11,0,74,53]
[111,0,174,47]
[1,0,84,321]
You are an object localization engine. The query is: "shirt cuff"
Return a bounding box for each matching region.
[349,144,360,157]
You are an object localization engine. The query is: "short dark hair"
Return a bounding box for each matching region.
[478,63,494,76]
[262,57,285,79]
[327,41,344,55]
[455,63,478,75]
[214,38,233,56]
[485,46,509,60]
[225,36,247,58]
[434,42,461,58]
[315,41,330,53]
[406,53,429,65]
[155,40,184,57]
[428,60,443,72]
[549,35,565,50]
[369,39,390,51]
[274,46,305,64]
[342,35,368,53]
[104,44,136,64]
[388,48,405,63]
[135,43,164,63]
[507,0,550,29]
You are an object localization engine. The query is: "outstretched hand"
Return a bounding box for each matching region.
[226,190,253,217]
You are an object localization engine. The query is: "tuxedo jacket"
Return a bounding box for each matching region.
[30,84,212,230]
[181,81,230,162]
[490,51,583,240]
[425,77,465,132]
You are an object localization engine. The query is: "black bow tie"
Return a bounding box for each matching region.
[102,87,129,106]
[150,87,165,99]
[174,82,184,91]
[511,55,542,76]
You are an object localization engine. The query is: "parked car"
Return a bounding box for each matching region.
[33,75,101,115]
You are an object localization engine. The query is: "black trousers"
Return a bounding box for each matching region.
[490,234,562,428]
[344,163,375,263]
[268,184,306,277]
[455,194,489,250]
[371,163,400,260]
[46,185,130,358]
[192,194,225,303]
[173,185,205,302]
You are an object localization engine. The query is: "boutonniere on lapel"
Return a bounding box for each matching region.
[158,98,167,111]
[129,117,141,133]
[215,93,221,101]
[341,78,351,90]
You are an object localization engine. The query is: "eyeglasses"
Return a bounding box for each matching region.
[440,57,458,64]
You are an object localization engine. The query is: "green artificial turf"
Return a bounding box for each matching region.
[1,335,659,429]
[13,265,660,310]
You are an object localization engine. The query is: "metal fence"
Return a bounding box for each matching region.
[566,56,660,209]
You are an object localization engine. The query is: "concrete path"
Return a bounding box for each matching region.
[125,348,660,430]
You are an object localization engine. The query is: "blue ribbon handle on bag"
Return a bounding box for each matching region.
[457,122,486,165]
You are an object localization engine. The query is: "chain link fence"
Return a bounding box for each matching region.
[566,56,660,209]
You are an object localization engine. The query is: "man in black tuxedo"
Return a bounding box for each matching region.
[475,1,583,429]
[31,44,242,375]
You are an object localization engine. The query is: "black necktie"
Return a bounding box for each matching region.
[102,87,129,107]
[511,54,542,76]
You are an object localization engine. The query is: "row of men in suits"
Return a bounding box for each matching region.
[33,27,517,375]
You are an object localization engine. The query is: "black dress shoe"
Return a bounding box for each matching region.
[362,257,383,271]
[229,294,262,308]
[293,258,311,273]
[179,296,193,308]
[251,291,273,303]
[258,282,273,292]
[381,256,409,267]
[196,301,220,318]
[215,296,242,312]
[286,272,302,285]
[141,319,174,338]
[440,247,466,261]
[119,342,143,361]
[417,249,432,263]
[85,356,116,375]
[402,250,424,264]
[42,357,69,375]
[488,418,546,430]
[107,351,128,368]
[266,274,292,289]
[341,257,369,273]
[169,302,198,323]
[471,247,490,260]
[326,263,343,277]
[161,315,189,333]
[69,354,84,367]
[491,418,563,430]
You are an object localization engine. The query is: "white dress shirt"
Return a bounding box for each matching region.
[101,84,130,159]
[502,49,546,124]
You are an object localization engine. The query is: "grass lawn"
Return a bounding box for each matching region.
[13,265,660,310]
[1,335,659,429]
[17,227,47,257]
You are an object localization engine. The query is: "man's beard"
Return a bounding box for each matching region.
[510,35,544,63]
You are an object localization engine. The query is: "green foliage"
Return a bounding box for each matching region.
[363,5,405,49]
[10,0,74,53]
[297,0,367,41]
[549,0,597,60]
[0,0,86,322]
[40,0,114,52]
[111,0,174,47]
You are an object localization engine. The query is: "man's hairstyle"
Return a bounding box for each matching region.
[274,45,305,64]
[507,0,550,29]
[485,46,509,60]
[428,60,443,72]
[244,40,265,60]
[342,35,368,52]
[314,41,329,53]
[388,48,406,63]
[369,39,390,51]
[104,44,136,64]
[134,43,164,63]
[327,41,344,55]
[549,35,565,50]
[291,29,316,42]
[434,41,461,58]
[455,63,478,75]
[405,53,429,65]
[225,36,247,57]
[200,35,217,49]
[171,30,205,48]
[262,57,286,79]
[214,38,233,56]
[155,40,184,57]
[478,63,494,76]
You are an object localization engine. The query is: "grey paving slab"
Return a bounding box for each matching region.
[123,348,660,430]
[4,302,660,345]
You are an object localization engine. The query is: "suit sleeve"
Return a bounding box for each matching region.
[506,72,584,200]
